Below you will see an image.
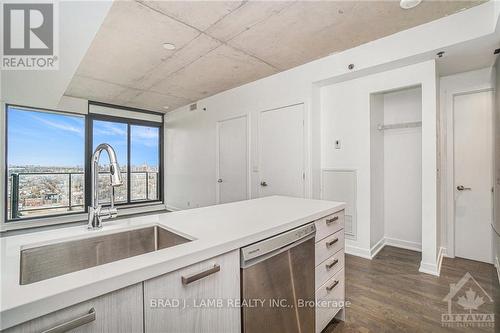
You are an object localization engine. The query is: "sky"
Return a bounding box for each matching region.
[8,107,159,168]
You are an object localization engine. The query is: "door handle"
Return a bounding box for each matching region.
[217,179,223,183]
[260,181,268,187]
[457,185,471,191]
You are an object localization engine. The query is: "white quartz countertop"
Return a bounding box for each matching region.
[0,196,345,329]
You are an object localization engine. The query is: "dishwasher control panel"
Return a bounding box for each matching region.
[240,223,316,265]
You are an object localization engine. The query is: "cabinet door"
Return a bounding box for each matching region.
[144,250,240,333]
[5,283,143,333]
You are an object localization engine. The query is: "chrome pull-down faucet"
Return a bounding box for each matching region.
[88,143,123,230]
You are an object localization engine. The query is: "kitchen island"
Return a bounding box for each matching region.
[1,196,345,331]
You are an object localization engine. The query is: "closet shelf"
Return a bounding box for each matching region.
[377,121,422,131]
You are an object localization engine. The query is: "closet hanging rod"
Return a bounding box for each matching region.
[377,121,422,131]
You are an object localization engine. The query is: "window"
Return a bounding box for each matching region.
[90,116,161,206]
[6,106,86,220]
[130,125,160,201]
[5,103,163,223]
[92,120,128,204]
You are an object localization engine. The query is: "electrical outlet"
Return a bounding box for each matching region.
[335,140,341,149]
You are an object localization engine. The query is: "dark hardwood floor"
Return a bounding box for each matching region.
[325,246,500,332]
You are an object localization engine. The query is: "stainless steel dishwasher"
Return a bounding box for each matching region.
[241,223,316,333]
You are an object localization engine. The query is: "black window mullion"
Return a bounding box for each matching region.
[159,117,163,202]
[127,123,131,204]
[85,116,92,212]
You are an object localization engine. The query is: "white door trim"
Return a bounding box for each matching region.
[257,103,306,198]
[215,114,250,204]
[446,88,494,259]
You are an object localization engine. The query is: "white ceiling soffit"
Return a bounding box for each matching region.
[436,32,500,76]
[65,0,485,112]
[1,1,112,109]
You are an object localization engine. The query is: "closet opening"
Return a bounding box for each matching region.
[370,85,423,257]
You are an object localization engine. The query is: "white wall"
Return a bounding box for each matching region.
[321,61,438,274]
[439,67,496,258]
[383,87,422,249]
[165,56,440,274]
[165,1,498,208]
[370,94,385,248]
[367,87,423,254]
[160,3,499,275]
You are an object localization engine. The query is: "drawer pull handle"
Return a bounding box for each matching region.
[326,259,339,269]
[326,238,339,247]
[42,308,95,333]
[326,280,339,292]
[182,264,220,285]
[326,216,339,225]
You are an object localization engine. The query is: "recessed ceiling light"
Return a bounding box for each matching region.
[400,0,422,9]
[162,43,176,50]
[163,106,170,110]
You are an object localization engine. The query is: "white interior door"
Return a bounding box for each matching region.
[259,104,304,198]
[454,90,493,263]
[217,116,248,204]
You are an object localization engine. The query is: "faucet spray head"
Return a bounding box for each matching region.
[109,162,123,187]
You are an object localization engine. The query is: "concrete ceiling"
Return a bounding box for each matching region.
[65,0,484,112]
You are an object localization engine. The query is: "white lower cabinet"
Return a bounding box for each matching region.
[314,210,346,333]
[4,283,143,333]
[143,250,241,333]
[315,269,345,332]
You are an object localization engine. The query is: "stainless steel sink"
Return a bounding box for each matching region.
[20,225,191,285]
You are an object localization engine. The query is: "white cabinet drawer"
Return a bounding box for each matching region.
[315,229,344,265]
[315,249,344,289]
[315,269,345,333]
[144,250,240,333]
[315,210,344,241]
[4,284,143,333]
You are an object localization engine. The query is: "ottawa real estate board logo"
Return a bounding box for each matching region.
[2,2,59,70]
[442,272,494,328]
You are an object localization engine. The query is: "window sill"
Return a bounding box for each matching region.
[1,203,168,235]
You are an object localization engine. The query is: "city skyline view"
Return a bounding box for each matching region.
[8,107,160,168]
[8,107,85,167]
[7,106,161,220]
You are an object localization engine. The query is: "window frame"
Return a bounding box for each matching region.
[87,107,164,208]
[3,102,164,225]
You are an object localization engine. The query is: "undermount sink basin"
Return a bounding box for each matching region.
[20,225,192,285]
